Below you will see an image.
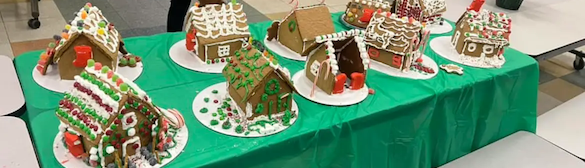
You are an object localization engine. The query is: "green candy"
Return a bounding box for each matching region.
[141,108,148,113]
[110,125,117,130]
[129,58,137,65]
[235,119,241,123]
[212,90,218,94]
[221,121,231,130]
[212,113,217,117]
[200,108,208,113]
[90,134,95,140]
[101,66,110,73]
[204,98,209,103]
[133,102,138,107]
[98,21,106,28]
[112,75,119,82]
[119,59,128,65]
[119,83,129,92]
[48,42,56,48]
[235,125,244,134]
[118,115,123,119]
[206,60,211,64]
[210,120,219,126]
[103,136,109,142]
[225,97,231,101]
[220,116,225,120]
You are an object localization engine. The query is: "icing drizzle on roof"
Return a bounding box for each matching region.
[187,3,250,39]
[56,6,120,53]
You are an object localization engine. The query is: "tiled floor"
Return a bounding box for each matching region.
[0,0,583,115]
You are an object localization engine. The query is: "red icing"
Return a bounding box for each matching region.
[360,9,374,23]
[73,46,92,68]
[350,73,365,90]
[368,48,379,58]
[333,74,347,94]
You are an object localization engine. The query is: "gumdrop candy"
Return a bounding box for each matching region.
[87,59,95,67]
[94,62,102,70]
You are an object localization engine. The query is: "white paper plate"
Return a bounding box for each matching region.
[33,62,143,93]
[169,39,228,73]
[291,71,368,106]
[430,36,505,68]
[53,126,188,168]
[264,37,306,61]
[192,82,299,137]
[427,23,453,34]
[369,54,438,80]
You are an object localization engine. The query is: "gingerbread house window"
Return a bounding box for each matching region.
[483,45,494,54]
[452,31,460,45]
[218,45,230,57]
[467,43,477,52]
[310,60,320,76]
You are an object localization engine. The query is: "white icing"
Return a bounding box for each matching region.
[312,29,370,74]
[89,155,98,161]
[106,146,115,154]
[56,6,120,53]
[127,128,136,136]
[122,112,138,130]
[59,122,68,132]
[187,3,250,39]
[245,102,253,118]
[122,136,140,156]
[395,0,446,24]
[84,66,149,102]
[89,147,98,155]
[364,13,422,55]
[159,108,179,126]
[66,107,103,136]
[73,75,119,119]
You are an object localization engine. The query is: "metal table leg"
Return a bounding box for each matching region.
[28,0,41,29]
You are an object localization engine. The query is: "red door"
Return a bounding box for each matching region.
[392,54,403,67]
[333,74,347,94]
[64,132,85,158]
[73,46,92,68]
[360,9,374,23]
[350,73,365,90]
[186,29,197,51]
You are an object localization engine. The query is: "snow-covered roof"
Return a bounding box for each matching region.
[460,9,511,46]
[187,3,250,41]
[364,12,424,55]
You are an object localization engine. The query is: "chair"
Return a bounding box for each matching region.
[0,116,40,168]
[439,131,585,168]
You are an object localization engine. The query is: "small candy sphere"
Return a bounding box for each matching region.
[61,32,70,40]
[94,62,102,70]
[97,28,105,35]
[87,59,95,67]
[81,11,88,19]
[65,24,71,30]
[101,66,110,73]
[98,21,106,28]
[48,42,56,48]
[53,35,62,41]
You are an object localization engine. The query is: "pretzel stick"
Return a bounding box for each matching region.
[310,59,331,97]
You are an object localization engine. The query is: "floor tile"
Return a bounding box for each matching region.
[117,29,137,38]
[10,38,54,56]
[539,69,556,85]
[323,0,350,6]
[537,91,563,116]
[117,6,167,29]
[247,14,270,23]
[0,1,62,22]
[548,52,578,71]
[280,0,320,7]
[107,0,159,11]
[244,0,291,14]
[133,25,165,37]
[0,43,13,58]
[53,0,87,19]
[538,60,574,77]
[241,0,264,16]
[539,78,585,102]
[560,70,585,89]
[0,21,9,44]
[328,4,347,13]
[264,12,289,20]
[4,17,66,42]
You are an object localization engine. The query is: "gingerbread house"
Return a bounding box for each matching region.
[304,29,370,95]
[395,0,446,25]
[222,45,296,123]
[364,12,426,72]
[266,4,335,56]
[184,3,250,65]
[342,0,393,29]
[34,3,131,80]
[56,59,185,167]
[451,0,510,66]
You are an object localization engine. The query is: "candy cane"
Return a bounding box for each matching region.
[419,30,431,55]
[167,109,185,128]
[310,59,331,97]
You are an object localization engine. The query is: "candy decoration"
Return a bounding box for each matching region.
[128,57,137,66]
[87,59,95,67]
[65,24,71,30]
[97,28,105,35]
[194,2,200,7]
[53,35,62,41]
[107,71,114,78]
[350,72,365,90]
[333,74,347,94]
[85,2,92,7]
[368,88,375,94]
[61,32,69,40]
[81,11,88,19]
[311,60,331,97]
[116,78,123,86]
[119,83,129,92]
[94,62,102,70]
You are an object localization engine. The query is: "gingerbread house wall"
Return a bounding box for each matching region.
[203,39,247,61]
[247,72,293,120]
[58,35,115,80]
[343,1,392,29]
[305,45,336,94]
[278,14,304,54]
[452,19,471,55]
[373,48,406,70]
[337,40,366,77]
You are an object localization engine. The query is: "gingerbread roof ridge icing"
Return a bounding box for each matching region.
[54,5,120,62]
[351,0,391,9]
[187,3,250,40]
[460,9,511,46]
[314,29,370,74]
[281,4,335,42]
[364,12,424,55]
[222,46,295,101]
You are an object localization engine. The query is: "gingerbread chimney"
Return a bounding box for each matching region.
[467,0,485,12]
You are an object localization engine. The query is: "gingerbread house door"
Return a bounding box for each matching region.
[186,29,197,51]
[73,46,93,68]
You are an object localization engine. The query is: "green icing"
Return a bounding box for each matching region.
[282,110,293,126]
[210,120,219,126]
[212,90,219,94]
[212,113,217,117]
[204,98,209,103]
[255,104,264,114]
[268,101,273,119]
[261,94,268,101]
[235,125,244,134]
[222,120,232,130]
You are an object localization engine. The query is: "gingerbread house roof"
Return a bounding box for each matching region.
[310,29,370,74]
[282,4,335,42]
[349,0,392,9]
[55,61,171,145]
[222,46,295,102]
[458,9,511,46]
[186,3,250,45]
[364,12,423,55]
[422,0,447,16]
[53,5,121,63]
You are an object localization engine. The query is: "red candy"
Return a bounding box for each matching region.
[116,78,123,86]
[114,119,121,124]
[94,62,102,70]
[213,100,219,103]
[126,117,133,123]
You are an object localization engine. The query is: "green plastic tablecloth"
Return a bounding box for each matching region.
[15,13,538,168]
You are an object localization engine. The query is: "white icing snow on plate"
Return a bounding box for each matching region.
[192,82,299,137]
[53,126,188,168]
[369,54,438,80]
[291,71,368,106]
[427,23,453,34]
[169,39,227,73]
[430,36,505,68]
[33,62,143,93]
[264,37,306,61]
